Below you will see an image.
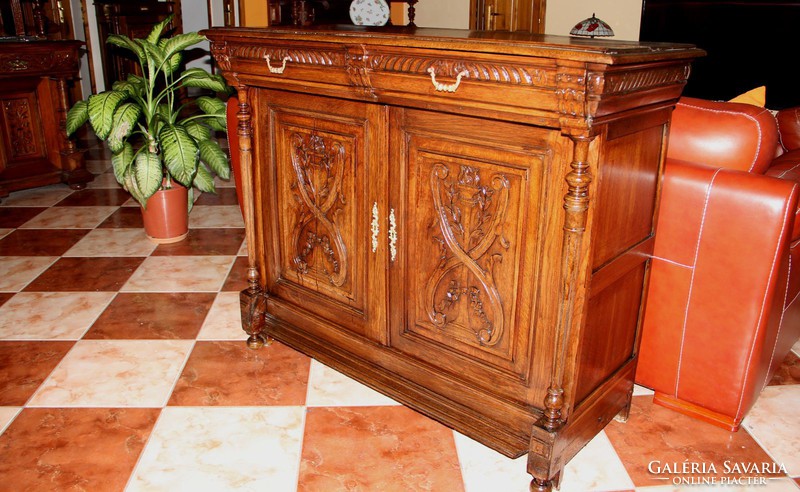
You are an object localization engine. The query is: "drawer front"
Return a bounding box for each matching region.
[369,47,559,116]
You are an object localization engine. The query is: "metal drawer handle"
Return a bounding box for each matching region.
[427,67,468,93]
[389,208,397,262]
[371,202,379,253]
[266,55,290,74]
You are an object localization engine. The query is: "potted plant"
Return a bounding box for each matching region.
[66,15,232,243]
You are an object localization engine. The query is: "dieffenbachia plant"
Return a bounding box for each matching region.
[66,14,232,207]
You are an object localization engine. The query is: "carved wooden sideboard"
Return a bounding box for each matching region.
[0,39,91,199]
[205,26,702,490]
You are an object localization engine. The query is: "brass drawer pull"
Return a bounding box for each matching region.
[266,55,290,74]
[427,67,468,93]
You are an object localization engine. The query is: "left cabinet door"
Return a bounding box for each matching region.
[255,90,388,343]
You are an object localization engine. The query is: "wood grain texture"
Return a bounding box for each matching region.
[206,26,701,491]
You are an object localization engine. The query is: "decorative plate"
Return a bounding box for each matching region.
[349,0,390,26]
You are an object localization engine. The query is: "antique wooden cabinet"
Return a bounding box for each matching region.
[205,25,702,490]
[0,39,91,199]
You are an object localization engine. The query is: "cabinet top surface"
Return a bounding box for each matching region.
[203,25,704,64]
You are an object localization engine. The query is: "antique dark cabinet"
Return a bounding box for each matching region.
[205,26,702,490]
[94,0,181,88]
[0,39,91,199]
[470,0,545,33]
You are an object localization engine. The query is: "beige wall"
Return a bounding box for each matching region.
[545,0,642,41]
[405,0,642,41]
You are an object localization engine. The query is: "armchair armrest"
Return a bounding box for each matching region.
[637,160,799,430]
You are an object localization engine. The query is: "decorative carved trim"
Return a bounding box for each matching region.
[587,63,692,96]
[556,69,587,118]
[3,99,37,157]
[371,202,379,253]
[426,163,510,346]
[289,130,348,287]
[542,135,595,431]
[215,43,345,69]
[345,44,375,95]
[0,49,79,75]
[369,54,551,87]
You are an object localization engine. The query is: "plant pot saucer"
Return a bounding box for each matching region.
[145,231,188,244]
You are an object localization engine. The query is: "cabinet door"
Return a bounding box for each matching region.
[388,108,555,402]
[257,91,387,342]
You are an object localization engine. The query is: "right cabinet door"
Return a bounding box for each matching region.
[388,108,558,405]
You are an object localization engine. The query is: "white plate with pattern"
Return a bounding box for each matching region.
[349,0,390,26]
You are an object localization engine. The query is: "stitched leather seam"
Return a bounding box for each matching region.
[755,254,791,408]
[677,101,764,172]
[675,168,721,397]
[734,184,795,419]
[776,162,800,178]
[650,255,692,269]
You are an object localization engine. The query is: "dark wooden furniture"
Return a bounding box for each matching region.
[0,39,91,199]
[266,0,418,26]
[206,25,701,490]
[640,0,800,109]
[94,0,181,88]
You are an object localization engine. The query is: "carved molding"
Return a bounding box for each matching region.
[587,63,692,96]
[370,54,552,87]
[556,70,587,118]
[289,130,348,287]
[0,50,79,75]
[213,43,346,69]
[426,163,510,346]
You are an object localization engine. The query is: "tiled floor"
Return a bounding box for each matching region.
[1,142,799,492]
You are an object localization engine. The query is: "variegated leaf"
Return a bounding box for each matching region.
[106,34,145,63]
[181,71,228,93]
[159,124,198,186]
[195,96,226,116]
[66,100,89,136]
[193,163,215,193]
[146,14,174,45]
[161,32,205,60]
[134,150,163,202]
[107,103,141,153]
[111,142,134,186]
[88,90,128,140]
[198,140,230,180]
[183,120,210,142]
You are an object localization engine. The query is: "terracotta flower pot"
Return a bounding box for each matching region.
[140,184,189,244]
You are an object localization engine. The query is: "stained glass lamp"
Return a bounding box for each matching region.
[570,13,615,38]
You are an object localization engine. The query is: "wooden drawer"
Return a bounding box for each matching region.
[368,47,560,119]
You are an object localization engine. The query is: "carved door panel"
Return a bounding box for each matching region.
[0,89,46,172]
[260,91,387,342]
[388,108,554,401]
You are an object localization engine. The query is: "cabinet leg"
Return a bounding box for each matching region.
[240,287,271,350]
[530,478,552,492]
[614,386,635,423]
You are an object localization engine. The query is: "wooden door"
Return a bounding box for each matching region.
[258,90,388,343]
[470,0,545,33]
[388,108,556,403]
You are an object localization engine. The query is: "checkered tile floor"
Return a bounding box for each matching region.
[0,140,798,491]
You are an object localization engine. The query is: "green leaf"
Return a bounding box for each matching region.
[198,140,230,180]
[187,186,194,214]
[107,103,141,153]
[155,104,174,125]
[195,96,226,116]
[134,150,163,201]
[181,71,228,93]
[136,39,166,74]
[182,120,211,142]
[146,14,174,45]
[193,163,216,193]
[66,100,89,136]
[205,114,227,132]
[161,32,206,60]
[111,142,134,185]
[122,168,147,206]
[106,34,146,63]
[88,90,128,140]
[159,124,198,186]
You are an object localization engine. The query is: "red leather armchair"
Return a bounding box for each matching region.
[636,97,800,431]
